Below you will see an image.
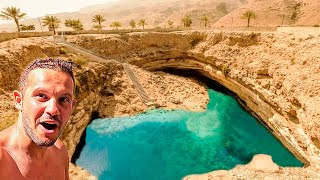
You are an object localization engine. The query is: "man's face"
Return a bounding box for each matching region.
[18,68,75,147]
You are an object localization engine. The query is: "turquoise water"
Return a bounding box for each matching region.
[75,89,303,180]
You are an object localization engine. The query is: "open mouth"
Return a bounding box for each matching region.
[40,122,58,131]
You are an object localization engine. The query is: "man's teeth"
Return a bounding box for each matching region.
[40,121,56,125]
[45,122,55,124]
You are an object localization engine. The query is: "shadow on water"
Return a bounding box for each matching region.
[160,68,230,95]
[71,111,100,163]
[159,68,295,159]
[160,68,273,129]
[160,68,253,112]
[72,84,117,163]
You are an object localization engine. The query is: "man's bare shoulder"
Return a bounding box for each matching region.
[53,139,70,177]
[54,139,67,151]
[0,144,2,160]
[53,139,69,159]
[0,126,13,146]
[0,126,16,161]
[0,128,10,161]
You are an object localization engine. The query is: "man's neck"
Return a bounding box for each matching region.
[8,121,48,161]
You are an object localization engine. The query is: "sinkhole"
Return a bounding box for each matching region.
[73,69,303,180]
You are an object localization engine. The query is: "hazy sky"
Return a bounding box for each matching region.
[0,0,118,24]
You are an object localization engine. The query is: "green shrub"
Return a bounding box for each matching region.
[59,48,68,54]
[70,55,88,66]
[249,32,258,39]
[222,65,230,77]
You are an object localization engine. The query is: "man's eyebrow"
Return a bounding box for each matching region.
[32,87,48,93]
[32,88,73,97]
[60,91,75,99]
[61,93,73,98]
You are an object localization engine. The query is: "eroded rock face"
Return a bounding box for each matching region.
[0,35,209,179]
[69,163,97,180]
[1,30,320,178]
[61,60,209,158]
[183,154,320,180]
[68,31,320,168]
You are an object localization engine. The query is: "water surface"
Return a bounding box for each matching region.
[76,89,302,180]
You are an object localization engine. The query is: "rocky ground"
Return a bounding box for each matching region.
[0,36,208,179]
[1,28,320,179]
[184,154,320,180]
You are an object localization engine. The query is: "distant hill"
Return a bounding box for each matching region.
[213,0,320,27]
[0,0,244,32]
[1,0,319,32]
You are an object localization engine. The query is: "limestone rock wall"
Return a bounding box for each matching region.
[1,30,320,178]
[184,154,320,180]
[68,31,320,167]
[0,34,208,158]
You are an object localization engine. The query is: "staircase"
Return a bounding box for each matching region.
[123,63,157,107]
[53,36,108,63]
[53,35,157,107]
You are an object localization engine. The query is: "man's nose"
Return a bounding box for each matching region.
[45,98,60,117]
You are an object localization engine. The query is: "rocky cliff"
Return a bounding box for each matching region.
[0,35,208,179]
[1,29,320,178]
[214,0,320,27]
[67,30,320,166]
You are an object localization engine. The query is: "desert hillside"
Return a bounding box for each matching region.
[1,0,320,32]
[0,0,244,32]
[214,0,320,27]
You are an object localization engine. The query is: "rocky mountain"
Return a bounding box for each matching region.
[213,0,320,27]
[0,0,244,32]
[1,0,320,32]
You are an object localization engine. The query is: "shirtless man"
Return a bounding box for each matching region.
[0,58,77,179]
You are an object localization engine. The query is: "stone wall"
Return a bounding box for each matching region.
[277,27,320,34]
[0,31,53,42]
[57,28,185,35]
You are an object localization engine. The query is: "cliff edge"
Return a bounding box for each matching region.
[1,29,320,178]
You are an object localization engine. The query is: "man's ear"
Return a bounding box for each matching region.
[13,90,22,110]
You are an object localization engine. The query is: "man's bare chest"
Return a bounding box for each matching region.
[0,153,65,180]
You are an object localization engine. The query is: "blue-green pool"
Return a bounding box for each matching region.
[75,89,303,180]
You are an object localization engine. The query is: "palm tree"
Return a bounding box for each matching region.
[65,19,73,28]
[241,10,256,27]
[20,24,35,31]
[73,20,84,31]
[138,19,147,29]
[92,14,105,30]
[0,6,26,32]
[201,16,209,27]
[110,21,122,30]
[167,20,173,28]
[65,19,84,31]
[182,15,192,27]
[130,19,136,28]
[42,16,61,34]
